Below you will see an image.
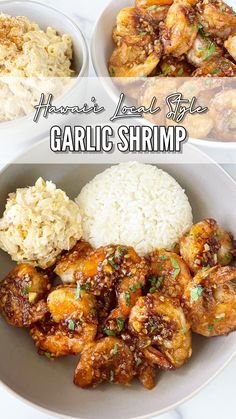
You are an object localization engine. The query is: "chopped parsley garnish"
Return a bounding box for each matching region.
[159,255,167,261]
[23,285,30,295]
[190,286,204,302]
[200,265,211,272]
[149,318,158,333]
[75,282,91,299]
[202,42,216,60]
[147,5,158,11]
[149,275,164,293]
[198,23,207,38]
[108,256,119,270]
[139,31,147,36]
[44,352,51,359]
[170,258,181,279]
[215,231,222,239]
[212,68,221,75]
[68,319,75,331]
[116,318,125,332]
[115,246,128,260]
[110,371,115,382]
[129,283,142,293]
[162,63,171,75]
[136,357,143,367]
[221,252,232,264]
[179,327,187,334]
[75,281,81,300]
[178,68,184,76]
[110,67,116,76]
[103,328,116,337]
[113,343,118,355]
[208,324,214,332]
[90,308,97,316]
[209,315,225,332]
[124,291,131,307]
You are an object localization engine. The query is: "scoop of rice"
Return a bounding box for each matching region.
[76,162,193,256]
[0,178,82,268]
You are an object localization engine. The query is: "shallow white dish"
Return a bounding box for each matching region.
[0,0,89,145]
[0,141,236,419]
[91,0,236,156]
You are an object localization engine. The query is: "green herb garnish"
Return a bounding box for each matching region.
[149,318,158,333]
[124,291,131,307]
[147,5,158,11]
[116,318,125,332]
[202,42,216,60]
[110,371,115,382]
[208,324,214,332]
[162,63,171,75]
[75,281,81,300]
[108,256,119,270]
[149,275,164,293]
[179,327,187,334]
[190,286,204,302]
[170,258,181,279]
[159,255,167,260]
[136,357,143,366]
[178,68,184,76]
[139,31,147,36]
[113,343,118,355]
[110,67,116,76]
[44,352,51,359]
[68,319,75,331]
[103,328,116,337]
[212,68,221,75]
[129,283,142,293]
[23,285,30,295]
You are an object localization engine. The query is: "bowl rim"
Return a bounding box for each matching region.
[90,0,236,150]
[0,0,89,128]
[0,138,236,418]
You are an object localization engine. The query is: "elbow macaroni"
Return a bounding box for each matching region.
[0,14,75,121]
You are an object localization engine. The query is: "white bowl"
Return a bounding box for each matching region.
[91,0,236,157]
[0,0,89,146]
[0,140,236,419]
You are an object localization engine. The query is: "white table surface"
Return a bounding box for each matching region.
[0,0,235,418]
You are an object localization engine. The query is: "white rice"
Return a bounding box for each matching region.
[76,162,193,256]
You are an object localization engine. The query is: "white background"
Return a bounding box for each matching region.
[0,0,235,418]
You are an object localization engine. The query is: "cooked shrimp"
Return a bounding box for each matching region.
[210,89,236,142]
[136,0,173,6]
[74,337,135,388]
[30,286,97,357]
[179,219,234,274]
[159,56,194,76]
[136,1,171,22]
[184,265,236,336]
[129,293,192,368]
[76,245,148,297]
[197,0,236,40]
[137,359,157,389]
[147,249,192,301]
[0,264,50,327]
[225,35,236,61]
[109,8,162,78]
[138,77,178,124]
[117,271,146,317]
[193,56,236,76]
[187,35,222,67]
[54,241,93,284]
[102,308,127,337]
[160,0,198,57]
